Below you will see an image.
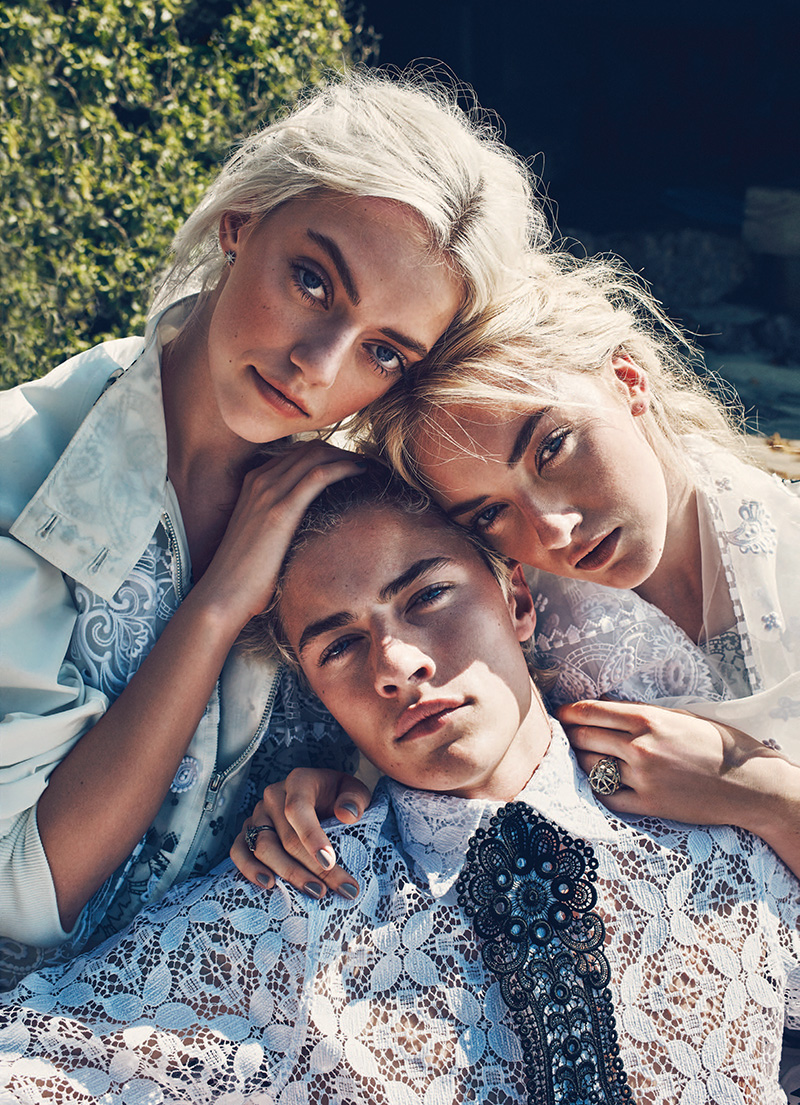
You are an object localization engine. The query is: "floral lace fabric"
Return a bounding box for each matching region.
[532,575,736,709]
[1,726,797,1104]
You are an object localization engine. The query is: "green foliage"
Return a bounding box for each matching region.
[0,0,351,388]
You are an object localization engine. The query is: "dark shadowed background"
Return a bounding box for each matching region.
[359,0,800,443]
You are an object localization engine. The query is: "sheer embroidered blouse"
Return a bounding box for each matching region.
[1,723,797,1104]
[529,437,800,763]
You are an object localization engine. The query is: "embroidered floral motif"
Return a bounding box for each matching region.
[762,612,782,631]
[170,755,200,793]
[770,696,800,722]
[457,802,633,1104]
[724,500,777,555]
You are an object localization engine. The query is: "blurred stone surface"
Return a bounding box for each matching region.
[747,434,800,480]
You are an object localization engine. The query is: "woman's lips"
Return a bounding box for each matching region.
[576,528,621,571]
[250,368,309,417]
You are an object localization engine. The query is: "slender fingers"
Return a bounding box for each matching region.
[231,770,370,901]
[231,825,277,890]
[232,809,360,901]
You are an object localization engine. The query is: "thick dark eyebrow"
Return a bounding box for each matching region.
[297,611,356,658]
[307,230,360,305]
[507,408,552,466]
[378,556,451,603]
[296,556,453,657]
[378,326,428,359]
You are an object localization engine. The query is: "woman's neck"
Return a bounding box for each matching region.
[162,305,252,478]
[160,307,267,577]
[633,465,705,642]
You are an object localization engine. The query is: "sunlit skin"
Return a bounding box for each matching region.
[279,508,550,800]
[37,194,465,932]
[173,194,464,451]
[415,360,703,632]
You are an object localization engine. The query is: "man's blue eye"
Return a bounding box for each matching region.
[412,583,452,610]
[319,637,355,665]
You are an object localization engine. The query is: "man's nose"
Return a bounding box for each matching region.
[372,635,435,698]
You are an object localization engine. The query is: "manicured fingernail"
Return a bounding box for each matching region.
[338,883,359,900]
[256,872,273,888]
[317,848,336,869]
[304,881,324,899]
[339,801,359,817]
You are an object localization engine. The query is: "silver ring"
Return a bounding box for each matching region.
[245,823,277,853]
[588,756,622,796]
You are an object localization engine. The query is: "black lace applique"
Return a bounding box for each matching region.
[456,801,633,1104]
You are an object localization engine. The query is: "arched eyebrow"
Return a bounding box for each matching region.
[307,230,360,305]
[507,409,552,466]
[296,556,453,657]
[306,230,429,358]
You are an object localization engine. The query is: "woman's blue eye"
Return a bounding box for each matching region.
[471,503,505,532]
[366,342,404,378]
[539,430,568,468]
[294,264,328,303]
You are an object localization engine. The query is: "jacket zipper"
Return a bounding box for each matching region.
[161,511,187,601]
[202,670,282,813]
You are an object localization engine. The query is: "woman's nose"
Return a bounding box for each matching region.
[290,326,350,388]
[523,496,581,550]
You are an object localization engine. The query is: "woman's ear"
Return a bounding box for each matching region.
[610,354,650,417]
[219,211,252,255]
[507,562,536,643]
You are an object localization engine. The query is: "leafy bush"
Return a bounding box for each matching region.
[0,0,352,388]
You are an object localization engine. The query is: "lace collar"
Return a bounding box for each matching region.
[386,720,613,900]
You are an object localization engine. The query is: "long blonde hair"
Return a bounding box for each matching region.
[358,250,750,489]
[154,67,546,322]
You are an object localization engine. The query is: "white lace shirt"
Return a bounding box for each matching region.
[0,723,798,1104]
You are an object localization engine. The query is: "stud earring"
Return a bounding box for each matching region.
[224,250,236,266]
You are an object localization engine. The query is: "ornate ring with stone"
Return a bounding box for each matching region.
[588,756,622,796]
[245,823,278,853]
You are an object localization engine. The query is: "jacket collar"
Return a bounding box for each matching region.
[11,299,196,601]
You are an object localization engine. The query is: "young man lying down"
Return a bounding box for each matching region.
[1,465,798,1104]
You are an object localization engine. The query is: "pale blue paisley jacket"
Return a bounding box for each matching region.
[0,300,353,957]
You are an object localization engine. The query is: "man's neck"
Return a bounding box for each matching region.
[442,685,553,803]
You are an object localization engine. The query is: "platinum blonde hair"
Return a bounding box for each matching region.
[359,250,751,489]
[242,460,522,671]
[154,67,546,320]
